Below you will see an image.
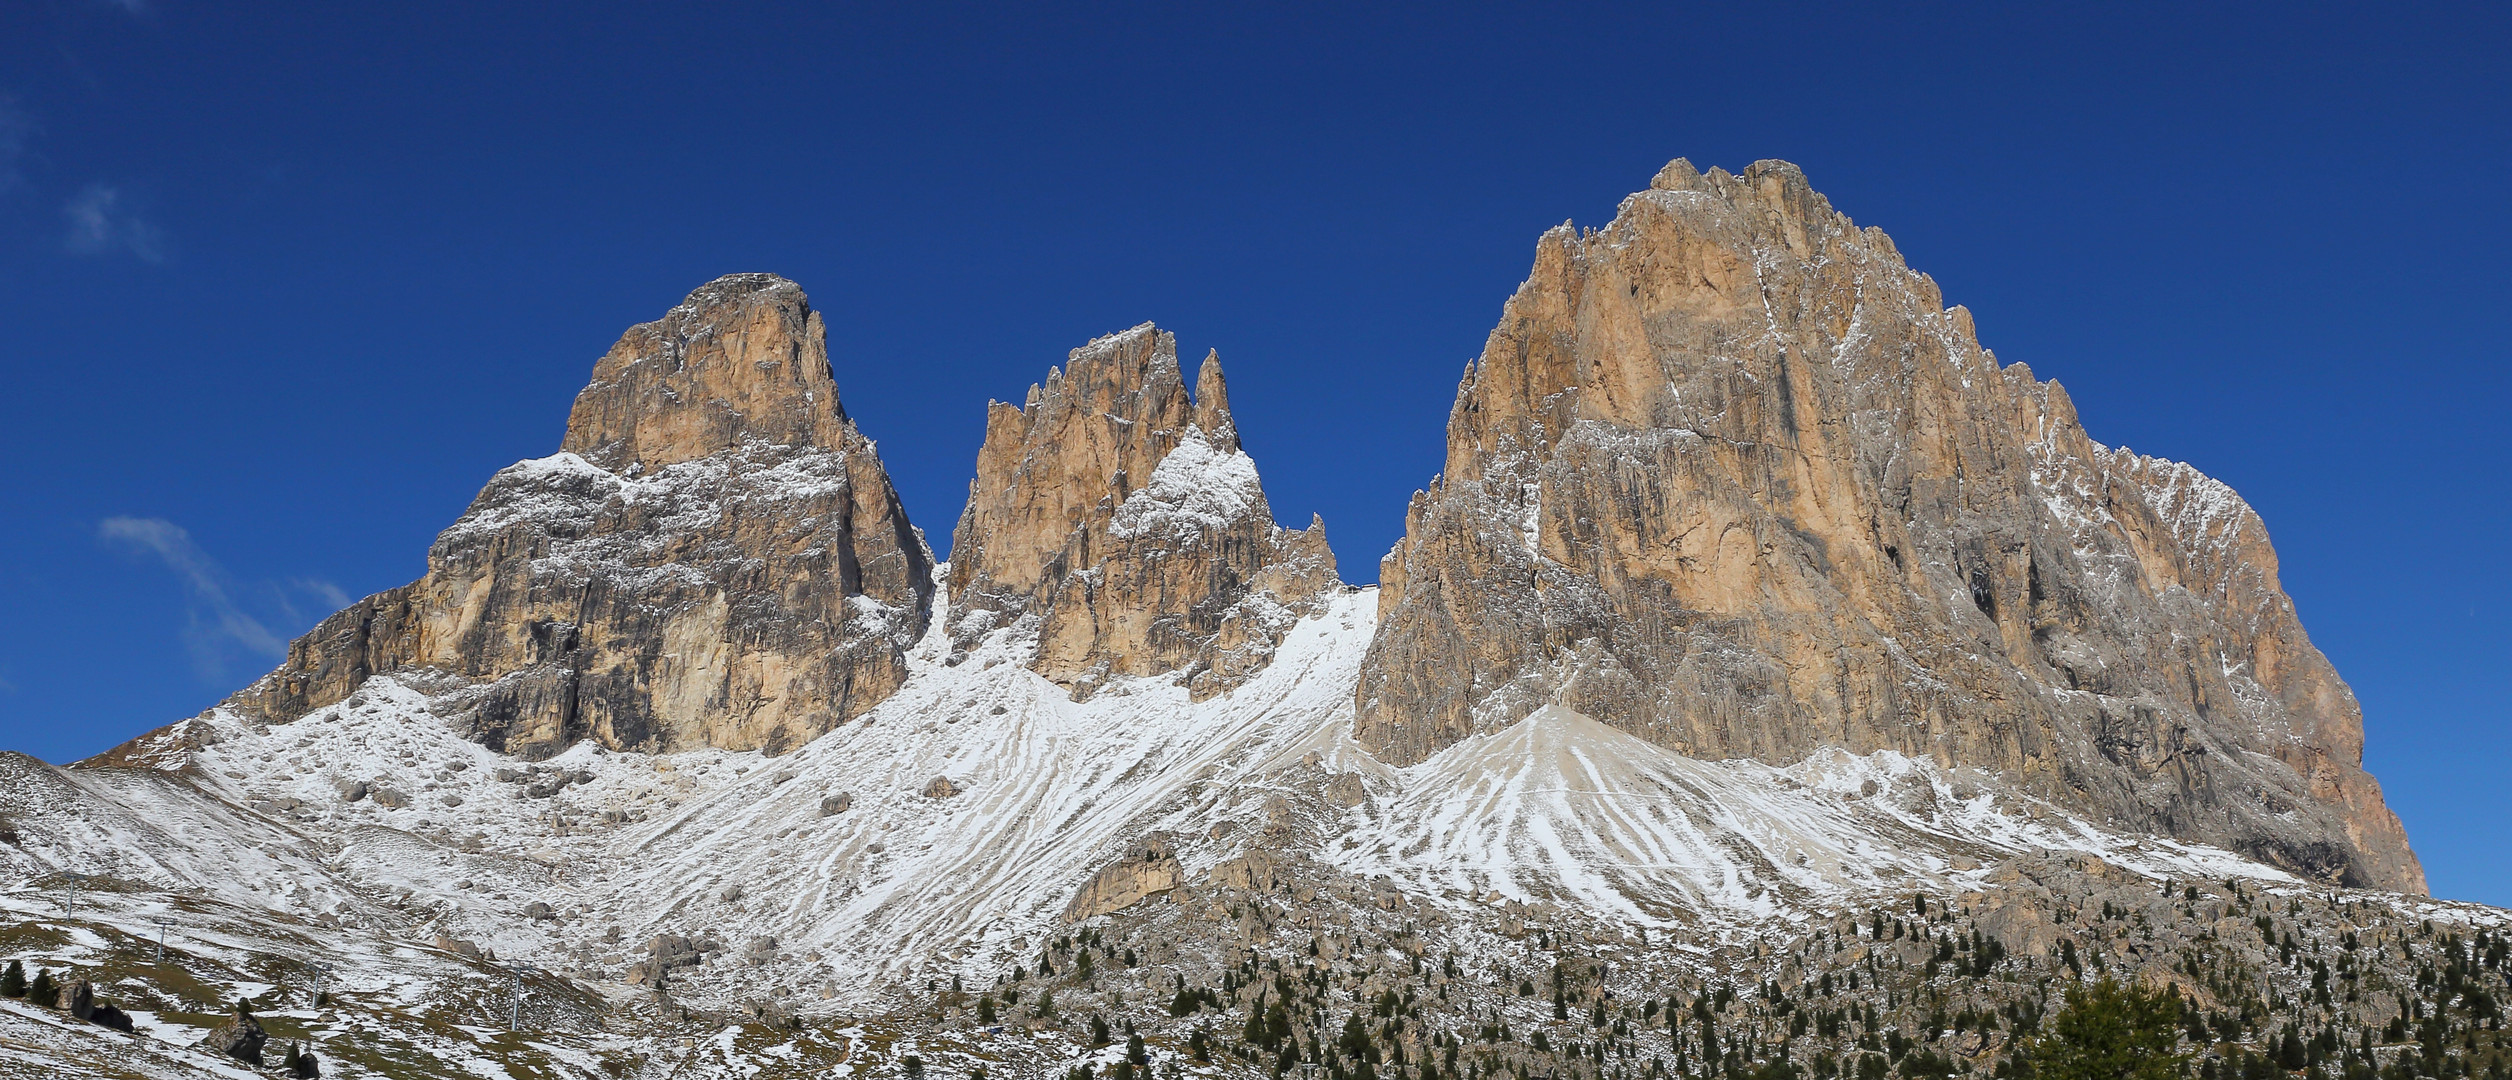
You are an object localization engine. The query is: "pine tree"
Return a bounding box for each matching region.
[977,995,998,1024]
[294,1047,322,1078]
[26,969,55,1006]
[2019,978,2189,1080]
[0,960,23,998]
[283,1044,304,1073]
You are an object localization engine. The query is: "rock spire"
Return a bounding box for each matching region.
[1357,159,2422,893]
[948,323,1337,698]
[207,274,933,756]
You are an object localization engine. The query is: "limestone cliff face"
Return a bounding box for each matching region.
[1357,160,2423,893]
[947,324,1337,698]
[214,274,934,757]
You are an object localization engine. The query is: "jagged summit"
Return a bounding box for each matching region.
[1360,157,2422,893]
[560,273,863,471]
[100,275,934,761]
[948,323,1338,699]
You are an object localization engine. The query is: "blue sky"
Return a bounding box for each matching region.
[1,2,2505,903]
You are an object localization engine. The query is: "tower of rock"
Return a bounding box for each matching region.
[948,323,1337,699]
[190,274,933,757]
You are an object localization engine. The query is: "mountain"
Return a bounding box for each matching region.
[138,274,935,759]
[2,163,2494,1080]
[948,323,1339,699]
[1359,159,2419,894]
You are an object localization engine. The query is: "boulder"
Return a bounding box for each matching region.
[1065,837,1181,921]
[88,1004,133,1032]
[628,934,704,987]
[58,977,92,1020]
[203,1005,266,1065]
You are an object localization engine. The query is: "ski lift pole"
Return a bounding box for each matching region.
[151,917,170,962]
[506,962,541,1033]
[61,872,86,917]
[305,960,335,1007]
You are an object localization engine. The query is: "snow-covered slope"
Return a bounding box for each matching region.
[1339,705,2289,931]
[21,577,2350,1013]
[9,572,2505,1076]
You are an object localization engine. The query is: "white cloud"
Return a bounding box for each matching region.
[100,517,346,682]
[64,182,170,263]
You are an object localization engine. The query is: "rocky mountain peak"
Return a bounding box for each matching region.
[1193,348,1238,452]
[949,324,1336,698]
[1359,159,2423,893]
[560,273,857,473]
[136,275,935,760]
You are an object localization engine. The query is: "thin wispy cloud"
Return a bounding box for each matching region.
[65,182,170,263]
[293,578,353,613]
[100,516,343,682]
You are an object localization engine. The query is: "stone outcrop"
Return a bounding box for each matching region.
[58,977,92,1020]
[628,933,707,987]
[1065,836,1181,921]
[1206,848,1282,894]
[203,1004,266,1064]
[1357,159,2422,893]
[948,324,1338,698]
[136,274,933,759]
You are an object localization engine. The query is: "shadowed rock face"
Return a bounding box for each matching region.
[165,274,933,757]
[947,324,1337,699]
[1357,159,2423,893]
